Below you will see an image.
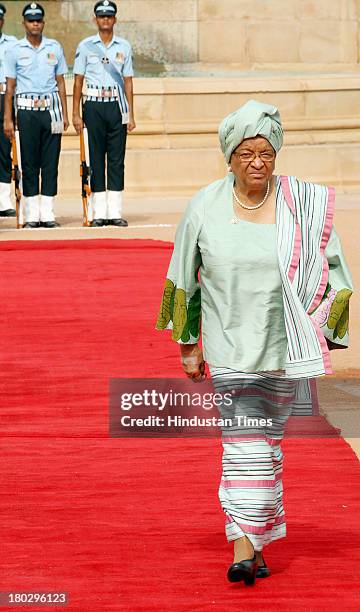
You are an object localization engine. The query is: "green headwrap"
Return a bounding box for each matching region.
[219,100,283,163]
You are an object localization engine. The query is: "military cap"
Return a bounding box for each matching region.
[0,4,6,18]
[94,1,117,17]
[22,2,45,21]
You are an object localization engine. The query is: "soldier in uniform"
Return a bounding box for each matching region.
[3,3,69,228]
[0,4,16,217]
[72,0,135,227]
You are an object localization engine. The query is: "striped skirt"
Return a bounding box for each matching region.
[211,368,296,551]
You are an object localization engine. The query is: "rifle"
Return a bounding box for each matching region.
[80,128,92,227]
[11,131,23,229]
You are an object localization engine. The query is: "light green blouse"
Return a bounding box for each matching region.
[201,219,287,371]
[156,187,288,371]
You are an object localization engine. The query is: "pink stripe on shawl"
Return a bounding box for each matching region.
[308,186,335,314]
[306,185,335,375]
[310,318,333,374]
[280,176,301,283]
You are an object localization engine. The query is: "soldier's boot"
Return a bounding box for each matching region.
[23,195,41,228]
[0,182,16,217]
[40,195,59,228]
[107,190,128,227]
[91,191,107,227]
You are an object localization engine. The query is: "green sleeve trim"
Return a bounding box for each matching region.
[156,279,201,342]
[311,284,352,342]
[156,279,175,330]
[327,288,352,340]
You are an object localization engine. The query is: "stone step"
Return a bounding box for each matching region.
[7,74,355,194]
[59,144,360,195]
[54,74,360,193]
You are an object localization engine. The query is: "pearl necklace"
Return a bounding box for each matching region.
[230,181,270,224]
[233,181,270,210]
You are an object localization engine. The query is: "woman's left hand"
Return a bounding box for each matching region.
[180,344,207,383]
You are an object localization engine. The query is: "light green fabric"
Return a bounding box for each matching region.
[219,100,284,163]
[202,221,288,371]
[156,183,288,370]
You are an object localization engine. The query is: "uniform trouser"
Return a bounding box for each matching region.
[17,109,61,197]
[83,100,127,193]
[0,94,12,184]
[211,369,295,551]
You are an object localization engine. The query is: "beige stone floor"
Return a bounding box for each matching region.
[0,196,182,242]
[1,192,359,459]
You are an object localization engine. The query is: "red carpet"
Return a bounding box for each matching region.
[0,239,359,611]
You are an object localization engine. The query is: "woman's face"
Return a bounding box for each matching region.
[229,136,276,190]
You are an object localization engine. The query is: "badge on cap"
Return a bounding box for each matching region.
[31,2,37,8]
[95,0,116,16]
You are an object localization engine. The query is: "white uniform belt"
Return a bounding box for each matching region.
[17,95,52,110]
[16,92,64,134]
[0,83,6,94]
[85,86,119,101]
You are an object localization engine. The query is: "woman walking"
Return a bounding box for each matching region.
[156,100,353,585]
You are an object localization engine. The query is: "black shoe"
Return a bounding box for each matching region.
[0,209,16,217]
[91,219,106,227]
[23,222,40,229]
[227,554,258,585]
[109,218,128,227]
[40,221,60,228]
[256,556,271,579]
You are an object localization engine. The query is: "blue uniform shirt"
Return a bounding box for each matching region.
[0,33,17,84]
[73,34,133,87]
[5,36,68,94]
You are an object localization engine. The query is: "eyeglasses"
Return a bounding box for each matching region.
[232,151,275,163]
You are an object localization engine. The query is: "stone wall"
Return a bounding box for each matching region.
[3,1,360,72]
[198,0,359,65]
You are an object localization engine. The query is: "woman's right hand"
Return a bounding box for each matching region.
[180,344,207,383]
